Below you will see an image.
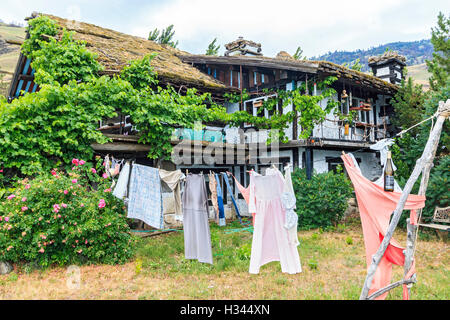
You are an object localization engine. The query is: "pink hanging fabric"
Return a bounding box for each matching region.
[228,171,255,225]
[341,153,426,300]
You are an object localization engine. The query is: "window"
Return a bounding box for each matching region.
[326,157,361,174]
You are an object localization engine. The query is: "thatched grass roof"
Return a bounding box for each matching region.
[40,14,232,94]
[180,53,399,95]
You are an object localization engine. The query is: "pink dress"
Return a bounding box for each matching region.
[248,168,302,274]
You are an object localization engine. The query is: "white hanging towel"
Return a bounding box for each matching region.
[112,161,131,200]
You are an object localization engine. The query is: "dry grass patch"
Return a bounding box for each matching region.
[0,220,448,300]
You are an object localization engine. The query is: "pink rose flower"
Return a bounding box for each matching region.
[77,249,83,254]
[72,158,79,166]
[51,169,57,176]
[102,173,108,179]
[21,197,27,202]
[7,194,15,200]
[79,160,85,165]
[0,169,3,173]
[25,184,31,189]
[91,168,97,174]
[39,248,45,253]
[21,206,28,212]
[98,199,106,209]
[80,204,85,207]
[104,188,111,193]
[72,179,77,184]
[64,190,68,195]
[5,217,9,222]
[62,203,67,208]
[22,231,26,236]
[53,204,60,213]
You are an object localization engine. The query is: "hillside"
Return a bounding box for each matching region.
[406,63,431,91]
[312,39,433,72]
[0,22,26,96]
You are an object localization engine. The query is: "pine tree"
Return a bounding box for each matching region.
[206,38,220,56]
[391,71,426,136]
[426,12,450,91]
[148,28,159,42]
[147,25,178,48]
[293,46,306,60]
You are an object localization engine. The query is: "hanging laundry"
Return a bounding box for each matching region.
[110,157,123,177]
[228,171,255,225]
[103,154,111,177]
[215,173,226,226]
[112,161,131,200]
[341,153,426,300]
[127,164,164,229]
[281,167,300,247]
[248,167,302,274]
[159,169,185,218]
[221,172,242,223]
[182,173,213,264]
[208,172,219,223]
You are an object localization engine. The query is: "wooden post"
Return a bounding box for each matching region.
[359,100,449,300]
[402,218,417,298]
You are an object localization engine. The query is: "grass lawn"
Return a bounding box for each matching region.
[0,218,448,300]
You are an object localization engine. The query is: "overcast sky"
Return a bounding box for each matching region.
[1,0,448,58]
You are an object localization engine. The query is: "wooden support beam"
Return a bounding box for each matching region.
[402,218,417,298]
[367,275,416,300]
[359,99,450,300]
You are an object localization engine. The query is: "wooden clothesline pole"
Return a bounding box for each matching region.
[359,99,450,300]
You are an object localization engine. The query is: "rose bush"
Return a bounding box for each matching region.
[0,157,136,267]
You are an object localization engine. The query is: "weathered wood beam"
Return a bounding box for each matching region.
[359,99,450,300]
[5,39,24,46]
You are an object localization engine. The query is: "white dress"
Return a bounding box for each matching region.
[248,168,302,274]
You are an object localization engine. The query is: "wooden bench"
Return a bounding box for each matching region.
[419,206,449,239]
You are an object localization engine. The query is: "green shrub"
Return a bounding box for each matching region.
[292,167,353,229]
[0,157,136,267]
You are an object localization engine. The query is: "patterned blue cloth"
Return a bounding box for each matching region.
[127,164,164,229]
[221,172,242,223]
[215,173,226,226]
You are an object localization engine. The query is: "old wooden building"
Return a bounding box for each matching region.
[7,13,404,217]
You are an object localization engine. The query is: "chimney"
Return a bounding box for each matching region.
[368,51,406,85]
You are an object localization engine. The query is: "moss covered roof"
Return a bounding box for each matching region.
[40,14,232,94]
